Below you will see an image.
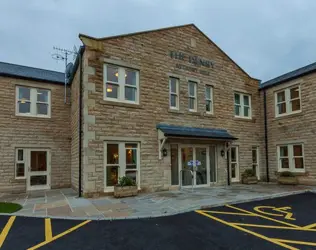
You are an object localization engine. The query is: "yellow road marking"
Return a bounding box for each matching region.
[273,238,316,247]
[232,223,316,232]
[254,206,295,221]
[0,216,16,248]
[195,210,298,250]
[226,204,301,229]
[28,220,91,250]
[302,223,316,229]
[198,210,256,216]
[45,218,52,241]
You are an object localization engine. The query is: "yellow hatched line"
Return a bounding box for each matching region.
[302,223,316,229]
[198,210,256,216]
[232,223,316,232]
[28,220,91,250]
[273,238,316,247]
[195,210,298,250]
[45,218,52,241]
[0,216,16,248]
[226,204,301,229]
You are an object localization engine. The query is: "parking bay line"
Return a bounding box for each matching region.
[272,238,316,247]
[198,210,257,217]
[28,220,91,250]
[231,223,316,232]
[195,210,298,250]
[45,218,52,241]
[0,216,16,248]
[226,204,301,229]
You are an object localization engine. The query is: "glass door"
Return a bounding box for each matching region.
[27,150,50,191]
[252,146,260,179]
[180,145,210,187]
[229,146,239,182]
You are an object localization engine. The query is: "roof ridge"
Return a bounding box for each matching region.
[0,61,64,75]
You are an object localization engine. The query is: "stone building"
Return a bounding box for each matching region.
[1,23,314,196]
[260,62,316,185]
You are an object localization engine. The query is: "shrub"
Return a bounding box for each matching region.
[242,169,256,178]
[117,176,136,187]
[279,171,295,177]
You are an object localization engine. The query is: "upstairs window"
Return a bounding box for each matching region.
[188,80,197,111]
[169,77,179,109]
[16,86,51,117]
[205,85,213,114]
[275,86,301,117]
[234,93,251,118]
[278,144,304,172]
[104,64,139,104]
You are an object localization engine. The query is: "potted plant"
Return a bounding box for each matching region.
[278,171,298,185]
[114,176,138,198]
[241,169,258,184]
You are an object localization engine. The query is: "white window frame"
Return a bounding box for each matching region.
[103,64,140,104]
[104,141,141,192]
[169,77,179,110]
[205,85,213,114]
[229,146,239,182]
[275,85,301,117]
[234,92,252,119]
[15,148,26,179]
[277,144,305,173]
[188,80,197,112]
[16,86,51,118]
[252,146,260,180]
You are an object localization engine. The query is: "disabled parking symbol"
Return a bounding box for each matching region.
[254,206,296,221]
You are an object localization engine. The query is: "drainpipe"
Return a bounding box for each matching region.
[78,47,84,197]
[263,90,270,182]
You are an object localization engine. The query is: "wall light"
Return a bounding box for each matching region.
[221,149,225,157]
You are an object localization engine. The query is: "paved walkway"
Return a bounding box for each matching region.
[0,184,313,220]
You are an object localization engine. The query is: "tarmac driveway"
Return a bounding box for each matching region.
[1,192,316,250]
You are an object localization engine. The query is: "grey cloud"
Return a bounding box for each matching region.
[1,0,316,81]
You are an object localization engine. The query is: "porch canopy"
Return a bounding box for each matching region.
[157,123,237,159]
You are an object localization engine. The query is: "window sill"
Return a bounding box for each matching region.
[15,114,51,119]
[277,170,305,175]
[100,100,142,109]
[203,112,214,117]
[274,111,303,120]
[188,111,201,117]
[233,116,255,122]
[168,109,184,114]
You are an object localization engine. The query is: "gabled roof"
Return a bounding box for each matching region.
[79,24,259,81]
[0,61,65,84]
[260,61,316,90]
[157,124,237,140]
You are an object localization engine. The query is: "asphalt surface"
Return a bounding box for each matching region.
[1,192,316,250]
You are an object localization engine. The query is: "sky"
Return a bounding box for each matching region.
[1,0,316,82]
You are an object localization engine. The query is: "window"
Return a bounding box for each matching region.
[104,142,140,190]
[188,80,197,111]
[277,144,304,172]
[15,148,26,178]
[205,85,213,114]
[252,146,260,179]
[230,146,239,181]
[16,86,51,117]
[169,77,179,109]
[275,86,301,117]
[103,64,139,104]
[234,93,251,118]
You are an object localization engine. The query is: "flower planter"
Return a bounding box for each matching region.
[114,186,138,198]
[242,176,258,184]
[278,176,298,185]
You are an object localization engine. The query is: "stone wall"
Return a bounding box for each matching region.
[0,77,71,193]
[79,24,263,195]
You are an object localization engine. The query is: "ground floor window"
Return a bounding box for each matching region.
[277,144,304,172]
[252,146,260,179]
[104,142,140,190]
[15,148,50,190]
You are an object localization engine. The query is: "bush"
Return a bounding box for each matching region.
[117,176,136,187]
[279,171,295,177]
[242,169,256,178]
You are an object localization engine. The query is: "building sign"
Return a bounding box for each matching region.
[187,160,201,167]
[169,51,213,76]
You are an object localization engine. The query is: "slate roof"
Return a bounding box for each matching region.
[260,61,316,90]
[0,61,65,84]
[157,124,237,140]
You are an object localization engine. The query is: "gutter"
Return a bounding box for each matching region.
[263,90,270,182]
[78,46,85,197]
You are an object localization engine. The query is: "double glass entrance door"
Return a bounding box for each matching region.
[180,146,211,187]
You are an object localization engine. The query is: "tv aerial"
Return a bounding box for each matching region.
[51,46,78,103]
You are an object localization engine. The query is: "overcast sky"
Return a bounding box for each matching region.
[1,0,316,82]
